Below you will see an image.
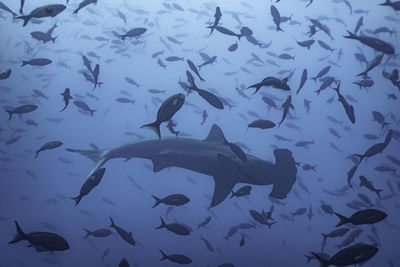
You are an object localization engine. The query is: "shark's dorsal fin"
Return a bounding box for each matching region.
[210,154,237,207]
[204,124,225,143]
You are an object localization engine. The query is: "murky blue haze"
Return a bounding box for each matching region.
[0,0,399,266]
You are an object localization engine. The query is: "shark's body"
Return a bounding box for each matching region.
[67,125,297,207]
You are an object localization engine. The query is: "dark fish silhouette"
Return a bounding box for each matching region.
[21,58,52,66]
[109,217,135,246]
[159,250,192,264]
[71,168,106,206]
[332,81,355,124]
[60,88,73,112]
[118,27,147,40]
[185,71,224,109]
[141,94,185,139]
[152,194,190,208]
[83,228,111,239]
[271,5,283,31]
[156,217,190,236]
[0,69,11,80]
[231,185,252,198]
[73,0,97,15]
[73,100,96,116]
[335,209,387,227]
[5,104,37,120]
[35,141,63,158]
[208,7,222,35]
[344,31,395,54]
[16,4,66,26]
[312,243,378,267]
[9,221,69,252]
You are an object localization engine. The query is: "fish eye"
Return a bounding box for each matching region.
[173,99,178,106]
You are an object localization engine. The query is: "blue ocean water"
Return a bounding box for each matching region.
[0,0,399,266]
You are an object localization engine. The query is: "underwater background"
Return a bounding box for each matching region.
[0,0,399,266]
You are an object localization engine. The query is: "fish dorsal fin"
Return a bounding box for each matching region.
[210,154,237,207]
[204,124,225,143]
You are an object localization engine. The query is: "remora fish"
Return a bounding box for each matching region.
[67,124,297,207]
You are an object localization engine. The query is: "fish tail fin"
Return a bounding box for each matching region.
[34,150,40,159]
[120,34,126,40]
[155,217,167,229]
[321,234,327,251]
[206,25,214,35]
[70,195,82,206]
[311,252,329,267]
[230,191,235,199]
[83,228,91,239]
[304,255,313,264]
[141,121,161,139]
[59,105,67,112]
[109,216,116,228]
[334,212,350,227]
[376,189,383,199]
[9,221,26,244]
[152,195,162,208]
[353,154,364,163]
[276,25,284,32]
[344,31,356,39]
[52,36,58,43]
[21,61,27,67]
[159,249,168,261]
[89,110,96,117]
[382,122,389,129]
[15,15,31,26]
[6,110,13,120]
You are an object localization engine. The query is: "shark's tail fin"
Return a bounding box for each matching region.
[65,148,108,163]
[9,221,27,244]
[269,149,297,199]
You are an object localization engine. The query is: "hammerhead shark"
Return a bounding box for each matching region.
[67,124,297,207]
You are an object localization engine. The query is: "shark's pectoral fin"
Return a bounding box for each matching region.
[151,154,174,172]
[269,149,297,199]
[210,154,238,208]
